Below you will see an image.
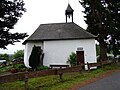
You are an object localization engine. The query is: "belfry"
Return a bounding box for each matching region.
[65,4,74,23]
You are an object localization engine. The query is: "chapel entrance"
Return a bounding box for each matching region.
[76,48,85,69]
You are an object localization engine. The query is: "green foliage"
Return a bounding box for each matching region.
[13,50,24,59]
[107,44,120,57]
[0,54,9,61]
[1,63,120,90]
[96,45,100,56]
[13,64,26,72]
[0,64,26,73]
[79,0,120,60]
[29,45,44,69]
[36,66,49,70]
[13,64,25,69]
[0,65,13,73]
[67,52,77,67]
[0,0,28,49]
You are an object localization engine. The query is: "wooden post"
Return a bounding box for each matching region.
[59,66,63,81]
[55,69,57,75]
[25,77,28,90]
[87,62,90,72]
[100,59,103,68]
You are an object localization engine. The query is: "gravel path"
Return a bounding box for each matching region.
[79,71,120,90]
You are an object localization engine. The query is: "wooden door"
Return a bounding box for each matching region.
[76,51,85,69]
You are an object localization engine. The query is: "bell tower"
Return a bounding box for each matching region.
[65,4,74,23]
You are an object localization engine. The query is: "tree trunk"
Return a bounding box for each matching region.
[98,12,107,61]
[99,43,107,61]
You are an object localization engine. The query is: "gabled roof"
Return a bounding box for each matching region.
[23,23,96,44]
[66,4,74,13]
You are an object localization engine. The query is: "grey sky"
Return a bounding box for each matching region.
[0,0,87,54]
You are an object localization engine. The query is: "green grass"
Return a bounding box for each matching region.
[0,63,120,90]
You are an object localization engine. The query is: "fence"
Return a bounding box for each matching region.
[0,59,119,90]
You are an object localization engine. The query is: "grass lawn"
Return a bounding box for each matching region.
[0,63,120,90]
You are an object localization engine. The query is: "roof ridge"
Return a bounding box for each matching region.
[40,22,73,25]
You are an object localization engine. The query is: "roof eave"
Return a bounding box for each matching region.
[22,37,96,45]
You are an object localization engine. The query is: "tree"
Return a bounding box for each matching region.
[29,45,44,69]
[106,0,120,57]
[79,0,120,60]
[13,50,24,59]
[0,0,28,49]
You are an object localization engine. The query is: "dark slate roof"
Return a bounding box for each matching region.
[23,23,96,44]
[66,4,74,13]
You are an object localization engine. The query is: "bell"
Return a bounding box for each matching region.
[68,15,71,18]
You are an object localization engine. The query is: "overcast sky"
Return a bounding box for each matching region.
[0,0,87,54]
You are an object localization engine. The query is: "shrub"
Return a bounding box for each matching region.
[13,64,25,69]
[29,45,44,70]
[0,65,13,72]
[67,52,77,67]
[36,66,49,70]
[13,64,26,72]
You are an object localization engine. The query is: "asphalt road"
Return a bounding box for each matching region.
[79,71,120,90]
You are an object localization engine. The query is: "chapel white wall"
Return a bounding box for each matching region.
[43,39,96,66]
[24,39,96,68]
